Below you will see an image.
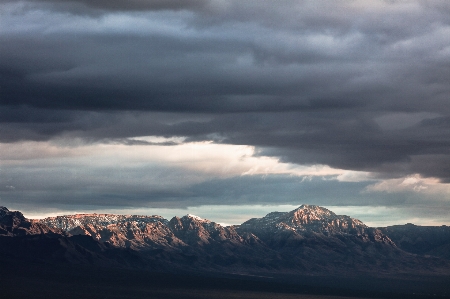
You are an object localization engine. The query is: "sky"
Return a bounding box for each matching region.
[1,0,450,226]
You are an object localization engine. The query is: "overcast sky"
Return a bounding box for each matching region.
[1,0,450,226]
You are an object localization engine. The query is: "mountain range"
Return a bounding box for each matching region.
[1,204,450,277]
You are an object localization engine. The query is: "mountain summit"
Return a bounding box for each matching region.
[239,205,391,241]
[0,206,60,236]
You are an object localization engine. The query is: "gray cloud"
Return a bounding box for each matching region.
[2,172,449,226]
[1,0,450,183]
[0,0,210,12]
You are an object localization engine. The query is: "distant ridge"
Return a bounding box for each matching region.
[36,213,169,232]
[1,204,450,277]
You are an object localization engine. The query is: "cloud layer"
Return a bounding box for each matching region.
[1,0,450,222]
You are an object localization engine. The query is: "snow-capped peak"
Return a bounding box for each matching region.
[291,205,337,219]
[185,214,209,222]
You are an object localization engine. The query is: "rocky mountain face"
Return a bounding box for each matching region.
[237,205,394,246]
[1,205,450,275]
[233,205,406,273]
[35,205,393,250]
[0,206,61,236]
[36,211,261,251]
[36,213,180,251]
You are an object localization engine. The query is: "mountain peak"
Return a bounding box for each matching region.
[239,204,370,238]
[183,214,210,222]
[291,205,336,219]
[0,206,61,236]
[296,204,335,213]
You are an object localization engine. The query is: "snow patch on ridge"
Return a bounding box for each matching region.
[185,214,210,222]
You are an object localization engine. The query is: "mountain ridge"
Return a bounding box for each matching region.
[1,204,450,277]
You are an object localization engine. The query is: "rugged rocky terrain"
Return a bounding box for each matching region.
[0,206,62,236]
[1,205,450,276]
[2,204,450,298]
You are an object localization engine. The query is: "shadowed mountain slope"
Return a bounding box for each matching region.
[380,224,450,260]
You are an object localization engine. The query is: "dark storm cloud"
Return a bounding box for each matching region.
[1,0,450,182]
[0,0,210,11]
